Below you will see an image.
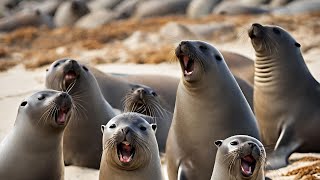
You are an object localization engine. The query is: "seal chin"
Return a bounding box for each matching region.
[117,141,135,163]
[240,155,256,177]
[55,107,70,126]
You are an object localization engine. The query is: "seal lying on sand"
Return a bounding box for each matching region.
[166,40,260,180]
[46,59,116,169]
[99,113,163,180]
[0,90,72,180]
[249,23,320,169]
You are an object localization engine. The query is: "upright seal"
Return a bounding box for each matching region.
[46,59,116,169]
[123,85,172,153]
[211,135,266,180]
[0,90,72,180]
[99,112,163,180]
[166,40,260,180]
[249,23,320,169]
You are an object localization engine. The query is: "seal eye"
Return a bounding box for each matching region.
[109,124,116,129]
[20,101,27,106]
[140,126,146,131]
[295,42,301,47]
[199,45,208,50]
[82,66,88,72]
[38,94,45,100]
[46,69,48,72]
[230,141,238,146]
[151,92,157,96]
[215,55,222,61]
[272,28,280,35]
[53,62,60,68]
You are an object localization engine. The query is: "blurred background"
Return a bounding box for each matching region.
[0,0,320,179]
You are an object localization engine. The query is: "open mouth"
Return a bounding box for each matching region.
[240,155,256,177]
[117,141,135,163]
[179,55,194,76]
[55,107,70,125]
[63,70,77,90]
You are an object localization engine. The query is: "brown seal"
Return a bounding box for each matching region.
[99,112,163,180]
[166,40,260,180]
[46,59,116,169]
[249,23,320,169]
[0,90,72,180]
[123,85,172,153]
[211,135,266,180]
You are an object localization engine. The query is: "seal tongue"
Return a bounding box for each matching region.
[241,155,255,177]
[57,111,66,124]
[119,141,133,163]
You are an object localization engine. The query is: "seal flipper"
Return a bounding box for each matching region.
[266,125,302,170]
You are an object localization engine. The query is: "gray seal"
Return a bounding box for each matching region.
[166,40,260,180]
[249,23,320,169]
[99,113,163,180]
[46,59,116,169]
[0,90,73,180]
[211,135,266,180]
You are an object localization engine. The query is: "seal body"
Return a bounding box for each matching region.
[211,135,266,180]
[99,113,163,180]
[46,59,116,169]
[249,23,320,169]
[123,85,172,153]
[0,90,72,180]
[166,40,260,180]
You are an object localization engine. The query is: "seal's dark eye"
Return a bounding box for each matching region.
[53,62,60,68]
[215,55,222,61]
[295,42,301,47]
[20,101,27,106]
[199,45,208,50]
[140,126,146,131]
[230,141,238,146]
[272,28,280,35]
[151,92,157,96]
[46,69,48,72]
[109,124,116,128]
[82,66,88,72]
[38,95,45,100]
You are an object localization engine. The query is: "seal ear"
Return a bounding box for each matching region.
[151,124,157,132]
[214,140,223,147]
[101,125,106,133]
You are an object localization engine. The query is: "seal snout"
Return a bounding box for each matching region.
[55,92,72,125]
[176,41,195,77]
[117,127,135,163]
[240,142,259,177]
[248,23,263,39]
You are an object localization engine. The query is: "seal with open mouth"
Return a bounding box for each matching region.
[99,112,163,180]
[46,58,116,169]
[249,23,320,169]
[211,135,266,180]
[0,90,72,180]
[123,84,172,154]
[166,40,260,180]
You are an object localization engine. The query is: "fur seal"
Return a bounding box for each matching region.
[54,0,90,27]
[99,112,163,180]
[0,9,54,32]
[123,85,172,153]
[271,0,320,15]
[249,23,320,169]
[211,135,266,180]
[166,40,260,180]
[46,59,116,169]
[186,0,222,18]
[0,90,72,180]
[213,2,270,15]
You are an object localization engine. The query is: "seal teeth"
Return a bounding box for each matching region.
[240,155,256,177]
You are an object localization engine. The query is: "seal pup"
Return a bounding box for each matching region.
[46,59,116,169]
[0,90,72,180]
[99,113,163,180]
[123,85,172,153]
[211,135,266,180]
[166,40,260,180]
[54,0,90,27]
[249,23,320,169]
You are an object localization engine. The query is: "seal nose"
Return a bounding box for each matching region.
[122,127,131,135]
[59,92,69,99]
[248,142,256,149]
[252,23,262,28]
[66,59,77,65]
[248,23,263,39]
